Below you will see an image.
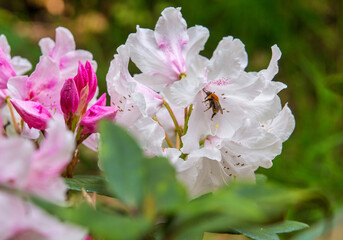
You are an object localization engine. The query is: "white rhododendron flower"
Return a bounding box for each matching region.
[106,7,295,197]
[127,7,209,107]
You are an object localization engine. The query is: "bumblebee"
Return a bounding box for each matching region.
[203,89,223,120]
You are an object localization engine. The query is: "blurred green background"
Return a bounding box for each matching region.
[0,0,342,234]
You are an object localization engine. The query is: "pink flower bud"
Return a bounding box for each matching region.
[10,99,52,130]
[80,93,117,134]
[0,47,16,89]
[60,78,79,118]
[73,61,97,105]
[85,61,97,102]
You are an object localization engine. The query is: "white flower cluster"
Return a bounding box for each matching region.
[106,7,295,197]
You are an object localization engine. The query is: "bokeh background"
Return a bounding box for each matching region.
[0,0,342,238]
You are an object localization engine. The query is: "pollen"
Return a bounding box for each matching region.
[178,73,187,79]
[215,124,219,128]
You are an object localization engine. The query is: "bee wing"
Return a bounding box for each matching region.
[215,101,223,114]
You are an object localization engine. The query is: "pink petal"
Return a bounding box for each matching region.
[0,137,33,188]
[0,46,16,89]
[28,117,75,202]
[50,27,76,60]
[80,94,117,134]
[0,34,11,59]
[10,99,52,130]
[73,61,97,105]
[27,56,62,112]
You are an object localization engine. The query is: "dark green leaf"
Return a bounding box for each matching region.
[65,175,112,197]
[265,220,309,233]
[99,121,145,207]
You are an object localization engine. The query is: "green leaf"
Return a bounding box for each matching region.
[171,183,310,239]
[144,157,187,214]
[234,226,279,240]
[34,198,152,240]
[99,121,187,214]
[99,121,145,207]
[65,175,112,197]
[234,221,309,240]
[265,220,309,233]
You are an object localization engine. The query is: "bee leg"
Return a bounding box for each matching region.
[204,106,211,112]
[204,101,214,112]
[211,112,216,120]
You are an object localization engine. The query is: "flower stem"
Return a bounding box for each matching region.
[63,150,79,178]
[183,104,193,135]
[154,117,174,148]
[163,99,183,148]
[6,98,19,134]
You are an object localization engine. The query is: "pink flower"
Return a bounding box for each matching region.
[60,61,98,119]
[8,56,63,113]
[80,93,117,134]
[39,27,96,79]
[0,118,74,202]
[0,192,87,240]
[10,99,52,130]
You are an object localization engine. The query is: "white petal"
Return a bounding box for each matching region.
[11,56,32,75]
[214,36,248,70]
[155,103,184,142]
[154,7,188,75]
[224,119,282,169]
[265,104,295,142]
[163,75,204,107]
[207,36,246,82]
[260,44,282,81]
[127,27,176,85]
[132,82,163,117]
[184,25,209,61]
[163,55,208,107]
[82,133,99,152]
[162,148,181,165]
[246,81,286,121]
[106,45,143,126]
[21,123,40,139]
[181,93,211,153]
[129,117,165,156]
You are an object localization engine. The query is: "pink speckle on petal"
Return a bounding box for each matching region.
[211,77,231,86]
